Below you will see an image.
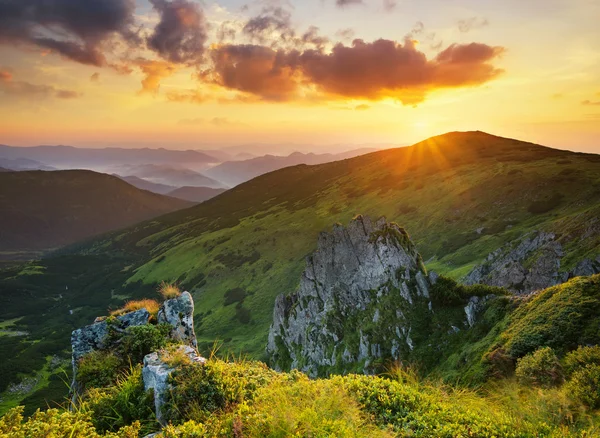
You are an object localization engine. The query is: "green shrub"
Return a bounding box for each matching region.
[515,347,564,387]
[224,288,246,306]
[565,364,600,409]
[431,276,508,305]
[86,365,157,435]
[563,346,600,377]
[119,323,172,364]
[527,193,563,214]
[0,406,140,437]
[78,351,121,389]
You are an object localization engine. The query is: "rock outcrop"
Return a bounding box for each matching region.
[143,346,206,425]
[464,231,600,294]
[267,216,436,376]
[70,291,198,397]
[157,292,197,348]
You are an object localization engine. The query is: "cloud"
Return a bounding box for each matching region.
[335,28,355,41]
[457,17,489,33]
[147,0,208,64]
[178,117,204,125]
[176,116,244,127]
[582,100,600,106]
[0,69,81,99]
[201,39,505,105]
[336,0,364,7]
[0,0,138,66]
[383,0,397,11]
[135,59,176,94]
[355,104,370,110]
[90,72,100,83]
[242,5,295,44]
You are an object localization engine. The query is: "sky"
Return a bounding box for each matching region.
[0,0,599,153]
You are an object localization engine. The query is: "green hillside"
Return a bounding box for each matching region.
[0,170,190,260]
[1,131,600,413]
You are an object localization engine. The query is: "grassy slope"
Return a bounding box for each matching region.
[2,131,600,412]
[0,170,190,256]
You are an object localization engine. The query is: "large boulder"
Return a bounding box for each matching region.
[157,291,197,348]
[142,346,206,426]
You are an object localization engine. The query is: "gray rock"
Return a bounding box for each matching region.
[464,231,600,294]
[464,296,491,328]
[158,292,197,348]
[267,216,430,376]
[143,346,206,426]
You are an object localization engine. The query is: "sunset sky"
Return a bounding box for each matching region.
[0,0,599,152]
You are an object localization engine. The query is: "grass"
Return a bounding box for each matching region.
[159,282,181,300]
[110,299,160,317]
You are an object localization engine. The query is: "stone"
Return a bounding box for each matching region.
[158,291,197,348]
[267,216,431,376]
[143,346,206,426]
[464,231,600,294]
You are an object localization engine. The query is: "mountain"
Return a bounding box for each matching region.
[0,144,219,169]
[114,164,227,189]
[0,167,10,172]
[2,131,600,414]
[167,186,227,203]
[204,149,378,187]
[115,175,177,195]
[0,157,55,171]
[0,170,190,258]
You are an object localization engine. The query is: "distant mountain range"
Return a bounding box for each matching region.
[204,148,378,187]
[0,170,190,259]
[116,175,227,203]
[0,144,220,169]
[0,157,55,171]
[114,164,227,189]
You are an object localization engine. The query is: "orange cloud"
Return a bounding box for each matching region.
[200,39,505,105]
[136,59,176,94]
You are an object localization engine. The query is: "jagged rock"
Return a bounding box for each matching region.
[157,291,197,348]
[70,309,150,398]
[143,346,206,426]
[464,296,492,328]
[267,216,431,376]
[465,231,600,294]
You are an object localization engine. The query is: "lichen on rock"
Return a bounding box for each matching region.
[267,215,435,376]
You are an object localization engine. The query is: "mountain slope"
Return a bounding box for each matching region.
[2,131,600,410]
[167,186,227,203]
[115,175,177,195]
[0,170,190,257]
[204,149,378,187]
[114,164,227,189]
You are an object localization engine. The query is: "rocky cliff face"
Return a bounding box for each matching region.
[464,231,600,294]
[267,216,439,376]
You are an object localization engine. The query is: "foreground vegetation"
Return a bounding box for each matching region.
[2,352,599,437]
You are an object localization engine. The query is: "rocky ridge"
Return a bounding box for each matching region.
[465,231,600,293]
[267,216,486,376]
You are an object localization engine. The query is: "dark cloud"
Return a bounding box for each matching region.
[301,26,329,49]
[242,6,295,44]
[202,39,504,105]
[0,0,137,66]
[0,69,81,99]
[147,0,208,64]
[457,17,489,33]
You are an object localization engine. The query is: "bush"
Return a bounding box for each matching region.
[515,347,564,387]
[565,364,600,409]
[224,288,246,306]
[86,365,157,435]
[159,282,181,300]
[563,346,600,377]
[0,406,140,437]
[120,323,172,364]
[527,193,563,214]
[78,351,121,390]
